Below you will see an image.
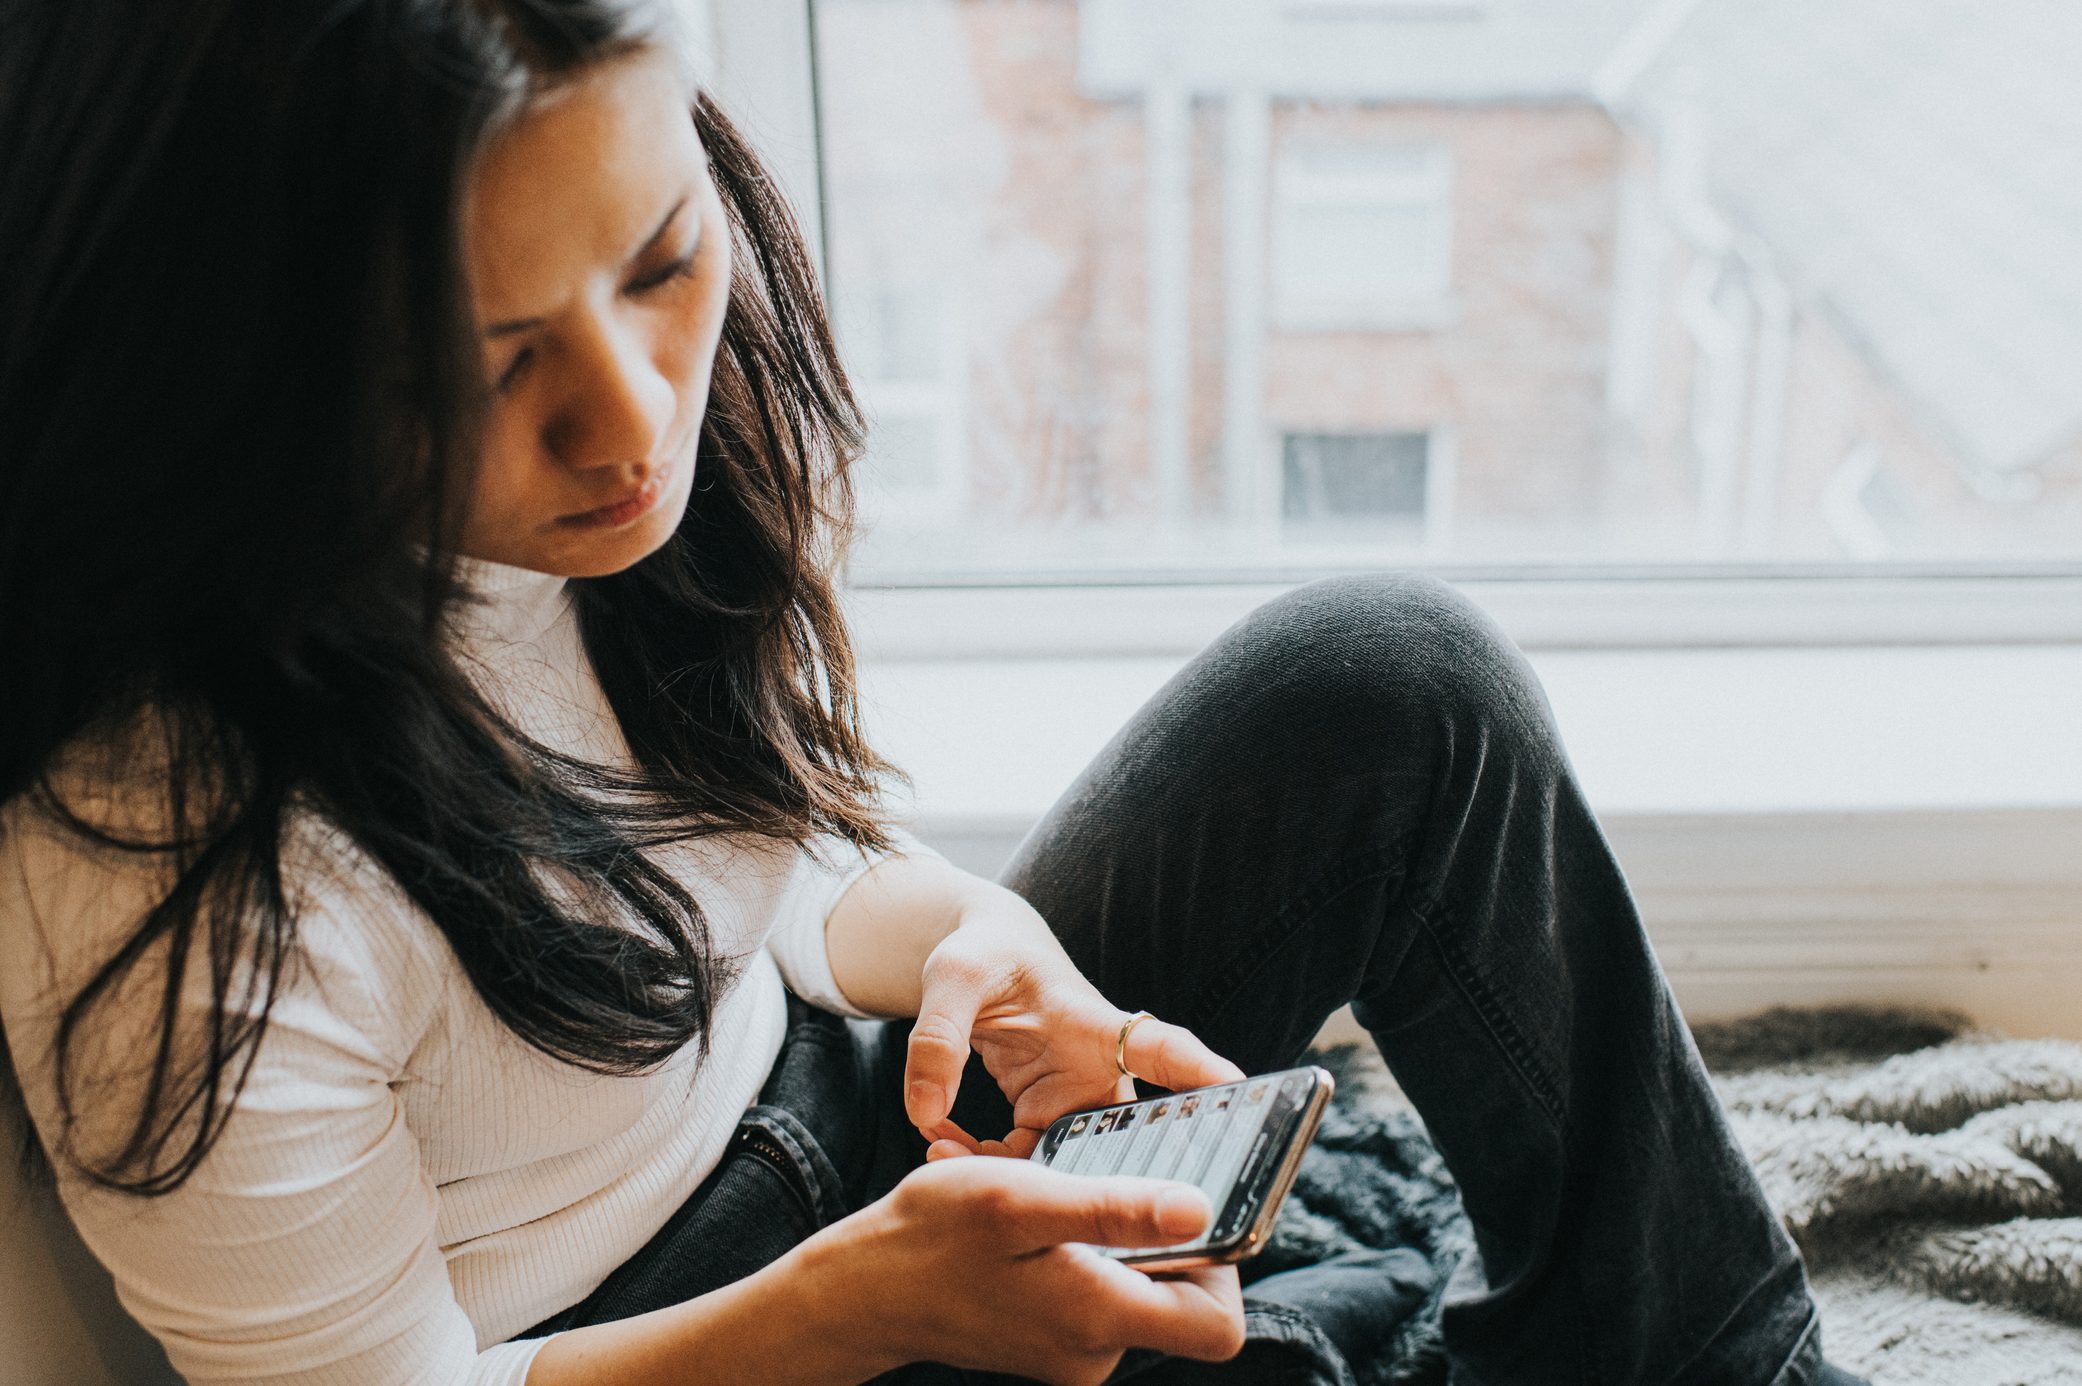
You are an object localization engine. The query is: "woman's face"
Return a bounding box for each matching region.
[456,46,730,578]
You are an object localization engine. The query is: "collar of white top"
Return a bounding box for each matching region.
[447,551,573,651]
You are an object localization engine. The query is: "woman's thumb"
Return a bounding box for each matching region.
[991,1168,1214,1252]
[905,983,982,1130]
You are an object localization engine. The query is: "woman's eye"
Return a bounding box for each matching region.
[495,346,533,394]
[630,253,696,294]
[489,250,697,397]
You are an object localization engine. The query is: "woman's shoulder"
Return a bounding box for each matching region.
[0,701,453,1040]
[2,703,192,989]
[6,699,186,844]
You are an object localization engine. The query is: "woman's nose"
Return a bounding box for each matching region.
[545,312,676,477]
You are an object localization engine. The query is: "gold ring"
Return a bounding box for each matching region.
[1115,1010,1155,1081]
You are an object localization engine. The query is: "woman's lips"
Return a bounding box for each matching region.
[558,459,676,529]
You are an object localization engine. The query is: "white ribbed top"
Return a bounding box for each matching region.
[0,556,922,1385]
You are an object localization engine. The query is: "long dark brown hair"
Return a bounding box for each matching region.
[0,0,902,1194]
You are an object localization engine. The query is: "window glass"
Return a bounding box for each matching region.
[811,0,2082,579]
[1273,144,1453,330]
[1282,432,1430,529]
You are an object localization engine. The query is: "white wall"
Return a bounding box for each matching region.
[0,1136,178,1385]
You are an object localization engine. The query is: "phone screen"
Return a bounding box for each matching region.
[1030,1067,1326,1260]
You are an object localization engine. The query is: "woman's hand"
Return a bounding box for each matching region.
[791,1154,1246,1385]
[902,885,1245,1158]
[527,1123,1244,1386]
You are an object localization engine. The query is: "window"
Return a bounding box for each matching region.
[779,0,2082,600]
[837,284,967,524]
[708,2,2082,1045]
[1272,144,1455,332]
[1281,430,1435,541]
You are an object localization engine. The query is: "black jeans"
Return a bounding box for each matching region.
[523,574,1828,1385]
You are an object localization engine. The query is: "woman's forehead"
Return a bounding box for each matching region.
[462,49,704,316]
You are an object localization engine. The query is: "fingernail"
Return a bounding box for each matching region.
[908,1079,941,1119]
[1156,1188,1210,1235]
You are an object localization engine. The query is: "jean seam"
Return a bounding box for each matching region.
[1241,1301,1354,1386]
[1407,887,1571,1134]
[1404,891,1598,1386]
[1765,1309,1822,1386]
[1660,1268,1819,1386]
[1185,835,1572,1144]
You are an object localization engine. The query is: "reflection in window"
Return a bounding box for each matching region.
[845,286,947,386]
[867,412,945,491]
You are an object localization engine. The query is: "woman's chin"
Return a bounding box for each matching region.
[535,465,695,578]
[551,508,685,578]
[454,453,698,578]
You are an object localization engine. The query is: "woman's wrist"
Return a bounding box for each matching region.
[776,1214,917,1379]
[524,1220,902,1386]
[824,855,1000,1018]
[949,886,1080,984]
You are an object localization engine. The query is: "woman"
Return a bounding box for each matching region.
[0,2,1865,1383]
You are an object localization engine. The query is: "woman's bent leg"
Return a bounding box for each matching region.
[985,573,1822,1386]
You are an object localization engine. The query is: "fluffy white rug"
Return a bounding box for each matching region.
[1695,1007,2082,1385]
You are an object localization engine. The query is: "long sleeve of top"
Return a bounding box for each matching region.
[0,554,940,1385]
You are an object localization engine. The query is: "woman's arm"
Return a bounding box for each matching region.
[521,1247,884,1386]
[819,849,1015,1019]
[815,835,1244,1165]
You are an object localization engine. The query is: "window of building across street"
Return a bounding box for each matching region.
[785,0,2082,586]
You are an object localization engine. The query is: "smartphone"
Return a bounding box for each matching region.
[1028,1065,1334,1270]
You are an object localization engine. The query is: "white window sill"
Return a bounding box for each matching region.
[861,644,2082,826]
[852,585,2082,1040]
[844,571,2082,658]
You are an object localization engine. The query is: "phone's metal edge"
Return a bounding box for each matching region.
[1112,1065,1337,1272]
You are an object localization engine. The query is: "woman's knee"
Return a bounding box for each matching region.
[1205,572,1556,752]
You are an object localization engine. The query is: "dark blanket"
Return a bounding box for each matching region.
[1276,1009,2082,1386]
[1235,1044,1471,1386]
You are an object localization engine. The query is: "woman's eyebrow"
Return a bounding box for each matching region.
[484,190,691,338]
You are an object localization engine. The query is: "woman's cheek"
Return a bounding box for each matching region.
[473,428,537,530]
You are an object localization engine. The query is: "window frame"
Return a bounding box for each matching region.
[843,567,2082,660]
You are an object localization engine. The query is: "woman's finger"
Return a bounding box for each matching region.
[974,1128,1042,1159]
[1122,1014,1247,1093]
[921,1116,982,1153]
[984,1167,1213,1252]
[1088,1258,1246,1362]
